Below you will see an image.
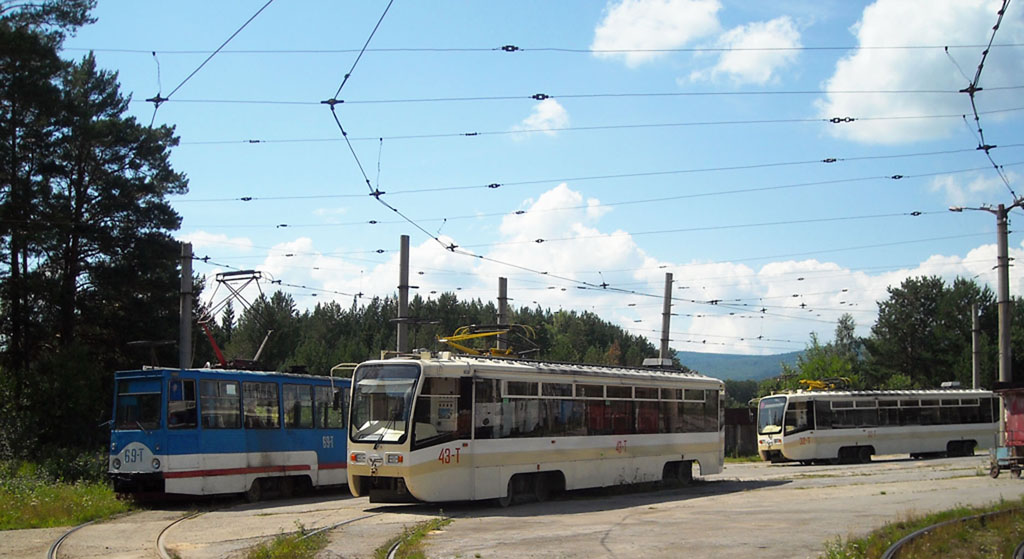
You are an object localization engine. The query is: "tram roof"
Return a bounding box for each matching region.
[766,388,992,399]
[367,352,722,385]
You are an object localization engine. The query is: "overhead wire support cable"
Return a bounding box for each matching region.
[145,0,275,125]
[957,0,1016,198]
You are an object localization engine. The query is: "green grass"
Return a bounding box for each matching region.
[245,524,328,559]
[820,496,1024,559]
[375,516,453,559]
[0,462,133,530]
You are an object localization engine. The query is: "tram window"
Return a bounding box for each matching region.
[921,399,940,407]
[506,381,538,397]
[879,399,899,408]
[683,389,704,402]
[283,384,314,429]
[634,387,659,400]
[542,383,573,398]
[900,406,921,425]
[115,380,161,431]
[474,379,500,439]
[636,401,659,433]
[660,401,684,433]
[919,405,940,425]
[831,400,853,409]
[242,381,279,429]
[941,399,959,406]
[784,401,812,434]
[661,388,682,401]
[705,390,720,432]
[982,397,996,423]
[413,377,472,448]
[314,386,344,429]
[854,400,876,408]
[814,401,832,429]
[199,380,241,429]
[878,406,899,426]
[577,384,604,398]
[901,400,919,407]
[683,401,705,432]
[168,379,197,429]
[606,385,632,399]
[961,398,979,407]
[422,377,458,395]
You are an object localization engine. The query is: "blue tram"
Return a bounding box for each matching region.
[109,367,349,500]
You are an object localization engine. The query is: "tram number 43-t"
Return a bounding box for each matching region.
[438,447,461,464]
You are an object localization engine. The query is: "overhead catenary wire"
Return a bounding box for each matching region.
[145,0,275,125]
[175,106,1024,146]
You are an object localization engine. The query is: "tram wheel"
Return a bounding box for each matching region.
[534,475,550,503]
[857,447,872,464]
[496,477,514,508]
[245,479,264,503]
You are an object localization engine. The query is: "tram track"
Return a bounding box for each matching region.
[879,507,1023,559]
[44,497,385,559]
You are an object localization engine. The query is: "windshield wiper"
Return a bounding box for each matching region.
[374,411,401,450]
[135,420,151,435]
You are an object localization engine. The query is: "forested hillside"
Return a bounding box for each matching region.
[199,291,672,376]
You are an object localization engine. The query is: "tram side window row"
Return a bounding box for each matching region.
[470,378,720,441]
[167,378,346,430]
[812,397,997,430]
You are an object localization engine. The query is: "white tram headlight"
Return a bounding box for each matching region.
[350,452,366,464]
[112,458,121,470]
[386,453,404,464]
[152,458,161,470]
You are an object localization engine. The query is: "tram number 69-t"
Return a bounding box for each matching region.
[438,447,461,464]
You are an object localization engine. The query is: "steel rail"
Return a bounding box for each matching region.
[880,508,1022,559]
[47,519,98,559]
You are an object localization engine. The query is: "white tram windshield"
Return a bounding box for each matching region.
[350,363,420,443]
[757,396,786,435]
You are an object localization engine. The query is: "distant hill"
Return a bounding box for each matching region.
[676,350,802,381]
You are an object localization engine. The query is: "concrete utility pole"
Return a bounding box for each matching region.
[644,272,675,368]
[951,199,1023,446]
[950,201,1022,386]
[179,242,193,369]
[972,303,981,389]
[397,235,410,354]
[497,277,508,351]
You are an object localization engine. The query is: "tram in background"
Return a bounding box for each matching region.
[346,352,724,505]
[756,389,998,464]
[109,367,349,500]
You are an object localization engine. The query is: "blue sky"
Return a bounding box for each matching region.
[62,0,1024,355]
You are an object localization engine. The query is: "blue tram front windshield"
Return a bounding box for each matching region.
[757,396,787,435]
[350,363,419,443]
[115,378,161,431]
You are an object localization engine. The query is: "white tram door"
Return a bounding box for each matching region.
[411,376,476,501]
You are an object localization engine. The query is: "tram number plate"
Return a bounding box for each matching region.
[798,437,811,446]
[322,435,334,449]
[124,448,144,463]
[438,447,461,464]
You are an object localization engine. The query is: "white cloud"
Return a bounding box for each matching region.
[591,0,722,67]
[817,0,1024,144]
[930,172,1018,206]
[193,184,1024,356]
[689,16,802,85]
[178,231,254,253]
[512,99,569,136]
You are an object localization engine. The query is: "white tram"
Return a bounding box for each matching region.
[346,353,724,504]
[756,389,998,464]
